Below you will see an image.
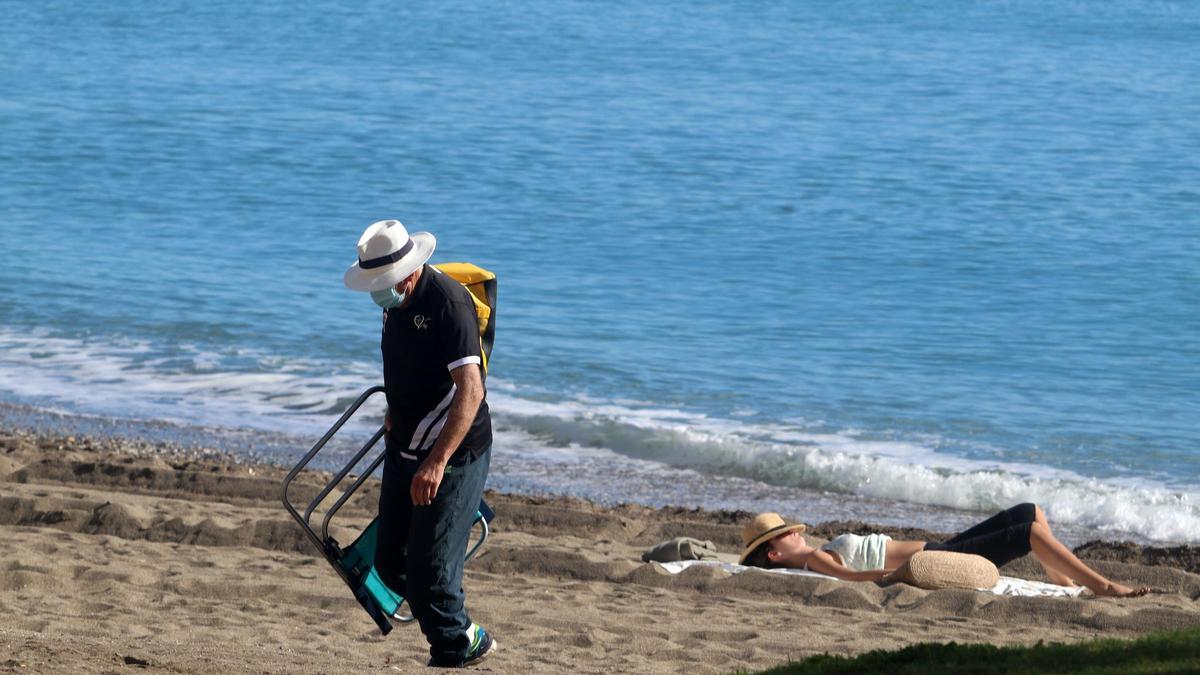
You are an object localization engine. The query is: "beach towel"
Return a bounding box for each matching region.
[653,560,1089,598]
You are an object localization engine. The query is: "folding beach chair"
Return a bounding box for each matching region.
[281,385,492,635]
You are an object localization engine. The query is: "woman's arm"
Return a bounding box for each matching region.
[804,549,893,582]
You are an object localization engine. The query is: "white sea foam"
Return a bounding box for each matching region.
[1,329,1197,543]
[0,330,382,436]
[485,385,1200,543]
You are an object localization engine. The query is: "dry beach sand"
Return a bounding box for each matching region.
[2,429,1200,674]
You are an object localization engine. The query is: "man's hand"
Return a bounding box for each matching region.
[411,456,446,506]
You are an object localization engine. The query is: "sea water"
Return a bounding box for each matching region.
[2,1,1197,544]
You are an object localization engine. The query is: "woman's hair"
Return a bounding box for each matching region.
[743,542,776,569]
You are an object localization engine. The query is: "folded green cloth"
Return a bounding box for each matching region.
[641,537,722,563]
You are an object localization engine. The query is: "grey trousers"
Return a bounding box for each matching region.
[375,448,490,664]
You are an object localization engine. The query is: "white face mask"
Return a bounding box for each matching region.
[370,287,406,309]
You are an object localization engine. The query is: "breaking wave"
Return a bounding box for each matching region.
[1,329,1196,543]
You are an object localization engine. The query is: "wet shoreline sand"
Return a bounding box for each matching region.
[3,428,1199,673]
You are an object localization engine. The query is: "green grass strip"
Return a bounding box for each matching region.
[740,625,1200,675]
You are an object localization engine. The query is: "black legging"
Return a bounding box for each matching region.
[922,503,1036,568]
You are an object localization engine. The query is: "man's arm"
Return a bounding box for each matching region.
[409,363,484,506]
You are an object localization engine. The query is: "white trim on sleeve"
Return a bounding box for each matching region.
[446,355,481,371]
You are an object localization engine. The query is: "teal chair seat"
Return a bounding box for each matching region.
[331,501,492,633]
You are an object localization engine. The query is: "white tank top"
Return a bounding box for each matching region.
[820,533,891,571]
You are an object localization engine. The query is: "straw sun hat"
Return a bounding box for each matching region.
[739,513,807,565]
[343,219,436,292]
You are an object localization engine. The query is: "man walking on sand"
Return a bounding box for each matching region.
[344,219,496,668]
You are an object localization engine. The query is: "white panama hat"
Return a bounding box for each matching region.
[343,219,436,292]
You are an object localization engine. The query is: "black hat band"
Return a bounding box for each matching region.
[359,238,414,269]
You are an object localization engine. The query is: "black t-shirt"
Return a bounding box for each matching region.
[381,264,492,461]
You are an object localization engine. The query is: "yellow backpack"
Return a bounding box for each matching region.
[434,262,497,373]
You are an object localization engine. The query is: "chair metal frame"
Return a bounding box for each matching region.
[280,385,489,635]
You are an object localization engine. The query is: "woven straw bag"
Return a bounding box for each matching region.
[891,551,999,590]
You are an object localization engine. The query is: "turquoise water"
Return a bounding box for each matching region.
[2,1,1198,543]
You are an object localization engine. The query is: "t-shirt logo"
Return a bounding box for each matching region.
[413,315,431,330]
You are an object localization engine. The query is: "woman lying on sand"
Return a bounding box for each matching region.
[739,503,1150,597]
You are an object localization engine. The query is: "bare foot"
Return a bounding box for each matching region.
[1093,582,1151,598]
